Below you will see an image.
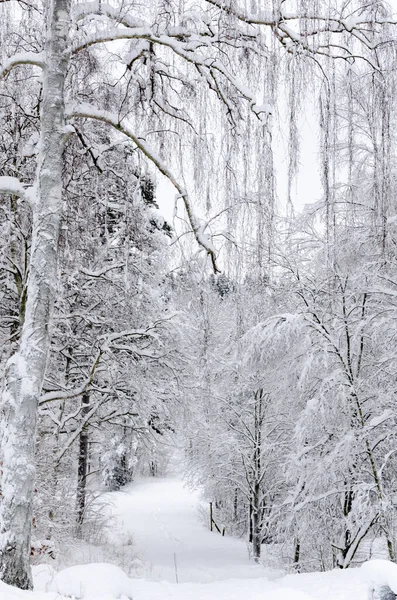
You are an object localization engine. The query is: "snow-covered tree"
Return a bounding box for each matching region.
[1,0,397,589]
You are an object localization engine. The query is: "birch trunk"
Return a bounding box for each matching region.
[0,0,71,588]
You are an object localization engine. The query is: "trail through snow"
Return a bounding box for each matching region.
[99,476,369,600]
[104,476,266,583]
[3,475,389,599]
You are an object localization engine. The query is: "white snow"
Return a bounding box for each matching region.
[103,477,268,583]
[1,476,391,600]
[361,559,397,593]
[0,52,44,79]
[46,563,134,599]
[0,176,27,197]
[367,410,394,428]
[341,17,359,31]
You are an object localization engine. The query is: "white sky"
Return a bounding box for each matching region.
[156,0,397,224]
[273,96,322,215]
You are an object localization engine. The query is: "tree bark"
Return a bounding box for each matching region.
[251,389,263,563]
[0,0,71,588]
[251,491,261,562]
[293,538,300,572]
[76,393,90,536]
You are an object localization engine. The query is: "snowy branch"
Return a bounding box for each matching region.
[0,51,44,80]
[72,29,268,122]
[55,396,108,463]
[0,176,35,206]
[40,350,103,405]
[40,317,174,405]
[205,0,397,30]
[204,0,394,62]
[68,103,220,272]
[80,263,125,277]
[73,1,148,28]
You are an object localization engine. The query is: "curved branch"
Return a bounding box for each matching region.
[68,103,220,272]
[0,51,44,80]
[74,1,148,28]
[72,30,268,120]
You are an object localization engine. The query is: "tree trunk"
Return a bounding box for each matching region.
[76,393,90,535]
[293,538,300,572]
[251,389,264,563]
[249,501,253,543]
[0,0,71,588]
[251,483,261,562]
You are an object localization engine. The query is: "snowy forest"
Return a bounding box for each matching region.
[2,1,397,599]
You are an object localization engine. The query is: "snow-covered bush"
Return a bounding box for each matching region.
[101,440,138,492]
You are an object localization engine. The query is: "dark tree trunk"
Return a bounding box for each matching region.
[294,538,301,572]
[76,392,90,535]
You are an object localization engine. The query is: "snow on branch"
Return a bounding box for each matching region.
[55,396,108,463]
[204,0,394,62]
[73,0,148,29]
[68,103,220,272]
[40,349,103,405]
[40,316,175,405]
[0,51,44,80]
[80,262,125,277]
[0,176,35,206]
[98,314,177,346]
[204,0,276,26]
[0,176,26,196]
[205,0,397,29]
[72,29,268,121]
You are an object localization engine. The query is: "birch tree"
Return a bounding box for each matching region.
[0,0,71,588]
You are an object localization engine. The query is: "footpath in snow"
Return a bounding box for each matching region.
[104,477,266,583]
[98,476,368,600]
[2,475,395,599]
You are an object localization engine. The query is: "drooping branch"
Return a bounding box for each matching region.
[68,104,220,272]
[72,29,268,120]
[204,0,394,62]
[204,0,397,30]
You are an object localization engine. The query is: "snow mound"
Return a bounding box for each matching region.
[0,578,58,600]
[32,564,57,592]
[362,560,397,593]
[0,580,27,600]
[268,588,315,600]
[47,563,133,599]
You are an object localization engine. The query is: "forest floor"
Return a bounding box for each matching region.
[0,476,382,599]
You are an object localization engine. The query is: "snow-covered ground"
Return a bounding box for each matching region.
[103,477,267,583]
[1,475,395,599]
